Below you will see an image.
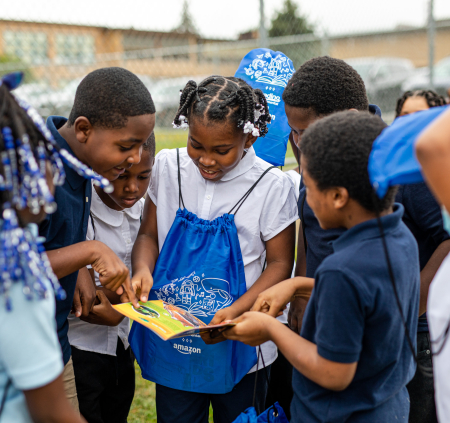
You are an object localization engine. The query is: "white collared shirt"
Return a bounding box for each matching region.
[68,186,144,356]
[149,147,298,369]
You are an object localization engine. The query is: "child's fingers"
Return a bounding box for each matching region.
[72,290,82,318]
[121,275,139,308]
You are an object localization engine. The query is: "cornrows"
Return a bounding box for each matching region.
[395,90,447,118]
[173,76,271,137]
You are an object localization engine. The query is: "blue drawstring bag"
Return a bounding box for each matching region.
[369,105,449,198]
[235,49,295,166]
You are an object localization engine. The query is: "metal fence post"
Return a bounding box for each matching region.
[428,0,435,90]
[259,0,268,49]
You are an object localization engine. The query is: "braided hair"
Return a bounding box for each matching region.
[173,76,271,138]
[395,90,447,118]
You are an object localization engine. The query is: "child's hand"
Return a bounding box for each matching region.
[71,267,96,318]
[129,267,154,303]
[223,312,275,347]
[80,290,124,326]
[89,241,139,308]
[201,305,241,345]
[250,279,297,317]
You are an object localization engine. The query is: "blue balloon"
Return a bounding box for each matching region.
[369,105,449,198]
[235,49,295,166]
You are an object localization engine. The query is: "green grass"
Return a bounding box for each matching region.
[129,130,297,421]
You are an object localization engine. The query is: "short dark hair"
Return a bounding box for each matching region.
[300,111,396,212]
[68,67,155,129]
[143,131,155,157]
[395,90,447,117]
[282,56,369,116]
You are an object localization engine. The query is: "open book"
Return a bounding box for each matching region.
[113,300,235,341]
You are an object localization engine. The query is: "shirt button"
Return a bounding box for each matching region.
[126,239,131,244]
[426,350,431,355]
[206,195,211,200]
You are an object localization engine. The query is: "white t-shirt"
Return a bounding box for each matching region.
[428,252,450,422]
[148,147,298,369]
[68,187,144,356]
[0,279,63,422]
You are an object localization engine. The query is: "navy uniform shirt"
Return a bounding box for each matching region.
[39,116,92,365]
[395,183,450,332]
[291,205,420,423]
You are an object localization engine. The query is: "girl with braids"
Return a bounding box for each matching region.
[130,75,297,422]
[0,72,89,422]
[396,90,447,118]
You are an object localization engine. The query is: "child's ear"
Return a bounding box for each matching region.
[333,187,349,210]
[74,117,93,144]
[244,133,258,149]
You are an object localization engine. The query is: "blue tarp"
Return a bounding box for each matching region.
[369,105,449,198]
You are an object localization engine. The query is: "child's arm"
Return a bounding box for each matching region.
[223,312,357,391]
[80,290,125,326]
[45,240,139,307]
[416,107,450,211]
[129,197,159,302]
[204,223,295,343]
[24,373,86,423]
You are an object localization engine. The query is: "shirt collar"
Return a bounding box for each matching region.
[46,116,87,191]
[219,146,257,182]
[91,184,142,227]
[332,203,404,253]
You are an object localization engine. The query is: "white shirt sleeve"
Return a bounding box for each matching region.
[259,171,299,241]
[147,149,170,206]
[0,282,63,390]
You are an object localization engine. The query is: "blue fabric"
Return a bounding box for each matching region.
[234,49,295,166]
[0,279,63,423]
[130,208,257,394]
[292,205,420,423]
[233,402,289,423]
[369,105,449,198]
[39,116,92,365]
[395,183,450,333]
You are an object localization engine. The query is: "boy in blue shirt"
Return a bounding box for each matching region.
[225,111,420,422]
[41,67,155,409]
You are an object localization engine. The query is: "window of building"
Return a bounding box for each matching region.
[55,34,95,65]
[3,31,48,65]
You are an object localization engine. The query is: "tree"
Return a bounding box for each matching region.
[174,0,198,34]
[269,0,314,38]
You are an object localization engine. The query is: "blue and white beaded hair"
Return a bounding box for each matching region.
[0,72,112,309]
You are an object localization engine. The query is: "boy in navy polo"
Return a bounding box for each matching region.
[41,67,155,409]
[225,111,420,422]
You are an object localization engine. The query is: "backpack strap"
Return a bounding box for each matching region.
[177,149,185,209]
[300,191,307,255]
[229,166,277,215]
[0,379,12,420]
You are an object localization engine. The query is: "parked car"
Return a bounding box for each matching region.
[402,56,450,98]
[346,57,414,113]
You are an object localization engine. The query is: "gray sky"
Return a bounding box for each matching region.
[2,0,450,38]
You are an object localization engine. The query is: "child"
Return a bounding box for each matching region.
[396,90,446,118]
[0,74,86,421]
[41,67,155,408]
[225,111,420,422]
[68,134,155,423]
[130,76,298,423]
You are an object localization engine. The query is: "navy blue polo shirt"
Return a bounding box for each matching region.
[39,116,92,365]
[291,205,420,423]
[395,183,450,332]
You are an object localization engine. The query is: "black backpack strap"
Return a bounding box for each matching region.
[89,212,96,241]
[0,379,12,420]
[177,149,185,209]
[300,192,307,255]
[229,166,277,215]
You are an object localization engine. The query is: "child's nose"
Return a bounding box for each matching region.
[125,182,139,193]
[127,149,141,165]
[199,155,216,167]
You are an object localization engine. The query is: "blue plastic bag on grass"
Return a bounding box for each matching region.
[369,105,449,198]
[235,49,295,166]
[232,402,289,423]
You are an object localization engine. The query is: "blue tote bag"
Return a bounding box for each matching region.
[130,151,275,394]
[235,49,295,166]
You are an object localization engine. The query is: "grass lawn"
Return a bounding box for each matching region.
[128,129,297,422]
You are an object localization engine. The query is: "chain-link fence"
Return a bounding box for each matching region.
[1,0,450,126]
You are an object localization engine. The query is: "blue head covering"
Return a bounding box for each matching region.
[235,49,295,166]
[369,105,449,198]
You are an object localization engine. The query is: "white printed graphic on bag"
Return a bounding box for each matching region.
[155,271,233,318]
[244,52,295,88]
